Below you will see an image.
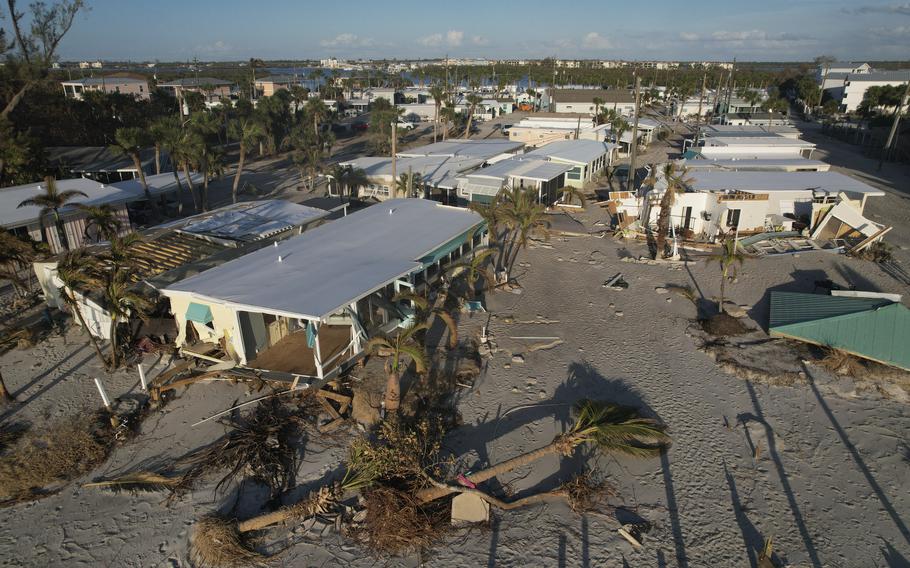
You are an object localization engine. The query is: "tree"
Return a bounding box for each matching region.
[76,204,122,243]
[17,176,87,251]
[154,117,192,215]
[708,236,745,314]
[56,249,109,369]
[368,97,402,155]
[498,186,550,281]
[110,127,158,217]
[648,162,693,259]
[188,111,221,211]
[172,128,202,212]
[557,186,587,207]
[0,229,39,298]
[439,100,457,141]
[102,268,149,369]
[328,163,368,201]
[228,117,266,203]
[394,171,424,198]
[447,247,495,299]
[415,399,670,503]
[592,96,604,121]
[364,323,429,415]
[305,98,330,138]
[429,84,447,143]
[1,0,85,121]
[463,94,483,138]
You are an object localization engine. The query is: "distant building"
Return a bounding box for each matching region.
[61,77,150,100]
[824,70,910,112]
[157,78,233,102]
[549,89,636,116]
[254,75,298,97]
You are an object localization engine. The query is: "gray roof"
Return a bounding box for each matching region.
[844,71,910,82]
[176,200,328,242]
[158,77,234,87]
[396,140,524,159]
[525,140,615,164]
[341,155,484,188]
[704,137,814,148]
[0,173,200,229]
[255,75,298,84]
[47,146,158,173]
[61,77,148,86]
[163,199,484,320]
[467,158,572,182]
[686,171,886,196]
[683,158,829,171]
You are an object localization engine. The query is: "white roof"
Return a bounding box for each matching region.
[683,158,829,171]
[687,171,886,196]
[176,200,329,242]
[703,124,800,137]
[525,140,615,164]
[396,139,524,159]
[704,137,814,148]
[341,155,484,188]
[467,158,572,182]
[163,199,483,320]
[0,172,198,229]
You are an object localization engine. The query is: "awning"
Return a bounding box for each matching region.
[419,223,485,266]
[186,302,213,324]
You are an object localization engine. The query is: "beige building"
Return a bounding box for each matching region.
[254,75,298,97]
[61,77,150,100]
[157,78,233,102]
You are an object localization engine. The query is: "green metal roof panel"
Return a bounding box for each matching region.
[768,292,891,328]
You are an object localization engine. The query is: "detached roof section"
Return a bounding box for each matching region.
[769,291,910,371]
[164,199,484,320]
[685,171,886,196]
[176,200,329,243]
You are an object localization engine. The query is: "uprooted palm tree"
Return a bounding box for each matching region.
[17,176,87,252]
[708,236,746,314]
[415,399,670,503]
[56,249,109,369]
[365,323,429,415]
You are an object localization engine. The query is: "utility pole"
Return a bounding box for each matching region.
[626,76,642,194]
[878,79,910,171]
[695,72,707,135]
[390,121,398,198]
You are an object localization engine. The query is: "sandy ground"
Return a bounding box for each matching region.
[1,117,909,567]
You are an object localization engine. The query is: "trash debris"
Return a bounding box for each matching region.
[603,273,629,290]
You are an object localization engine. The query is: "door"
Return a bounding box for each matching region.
[682,206,693,232]
[726,208,741,228]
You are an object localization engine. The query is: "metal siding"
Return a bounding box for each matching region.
[769,291,890,328]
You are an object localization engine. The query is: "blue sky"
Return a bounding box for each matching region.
[44,0,910,61]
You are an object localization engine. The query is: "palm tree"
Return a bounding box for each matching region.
[463,94,483,139]
[17,177,87,252]
[311,68,324,95]
[189,112,221,211]
[391,291,458,349]
[148,118,172,175]
[155,118,190,214]
[592,96,604,121]
[525,88,538,111]
[394,171,424,199]
[364,323,429,414]
[557,186,588,207]
[429,85,447,143]
[306,98,330,138]
[76,204,122,243]
[415,399,670,503]
[650,162,694,259]
[0,230,38,298]
[228,117,266,204]
[328,164,369,201]
[440,101,457,141]
[499,187,550,280]
[708,237,746,314]
[110,127,154,205]
[173,130,203,213]
[102,269,150,370]
[447,247,495,299]
[56,249,109,369]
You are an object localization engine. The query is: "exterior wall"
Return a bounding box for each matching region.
[62,80,150,101]
[169,295,247,362]
[552,101,635,116]
[256,82,291,97]
[841,79,910,112]
[509,127,577,146]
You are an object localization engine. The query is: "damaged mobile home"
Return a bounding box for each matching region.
[159,199,486,383]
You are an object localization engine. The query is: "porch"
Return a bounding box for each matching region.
[248,324,356,377]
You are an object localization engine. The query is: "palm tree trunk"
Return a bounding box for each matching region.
[433,105,439,143]
[53,211,70,252]
[133,154,160,219]
[719,270,726,314]
[384,370,401,414]
[182,163,200,212]
[153,144,161,175]
[655,191,673,259]
[416,439,567,503]
[171,169,185,215]
[109,316,119,370]
[463,109,474,139]
[65,292,109,370]
[0,370,14,403]
[232,144,246,204]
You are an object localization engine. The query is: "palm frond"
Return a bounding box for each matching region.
[398,344,429,374]
[432,309,458,348]
[83,472,180,493]
[570,400,670,457]
[391,290,429,310]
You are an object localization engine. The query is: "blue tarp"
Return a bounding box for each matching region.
[185,302,213,324]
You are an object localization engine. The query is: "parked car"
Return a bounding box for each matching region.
[352,121,369,132]
[396,121,416,131]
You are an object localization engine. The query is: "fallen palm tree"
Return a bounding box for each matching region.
[415,400,670,503]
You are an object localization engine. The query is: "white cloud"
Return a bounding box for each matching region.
[471,35,490,46]
[320,33,374,48]
[711,30,768,41]
[872,24,910,36]
[195,40,232,53]
[679,32,700,41]
[581,32,612,50]
[846,3,910,16]
[418,33,443,47]
[446,30,464,46]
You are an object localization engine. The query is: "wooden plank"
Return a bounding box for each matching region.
[150,359,196,388]
[318,396,341,420]
[316,390,352,405]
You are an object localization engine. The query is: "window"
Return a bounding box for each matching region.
[726,209,741,228]
[567,166,582,181]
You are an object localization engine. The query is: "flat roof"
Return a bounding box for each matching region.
[703,125,799,137]
[61,77,147,85]
[467,158,572,182]
[163,199,484,320]
[341,155,484,188]
[0,172,200,229]
[525,139,616,164]
[683,158,829,171]
[176,200,328,242]
[396,139,524,159]
[686,171,886,196]
[704,137,814,148]
[551,89,635,104]
[158,77,233,87]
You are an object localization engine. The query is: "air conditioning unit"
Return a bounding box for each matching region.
[702,211,712,221]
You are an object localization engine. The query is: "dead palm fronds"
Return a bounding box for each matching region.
[560,469,617,514]
[416,400,669,503]
[190,515,267,568]
[83,472,181,493]
[818,347,866,377]
[356,486,449,556]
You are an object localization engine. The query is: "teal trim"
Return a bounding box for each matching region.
[769,291,890,328]
[471,193,495,204]
[185,302,213,324]
[682,149,701,159]
[418,222,486,267]
[306,320,317,348]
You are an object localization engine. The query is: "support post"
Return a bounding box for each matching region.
[313,321,324,381]
[94,377,112,410]
[137,363,147,391]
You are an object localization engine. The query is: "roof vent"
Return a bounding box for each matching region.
[274,241,278,247]
[389,208,396,215]
[278,255,283,263]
